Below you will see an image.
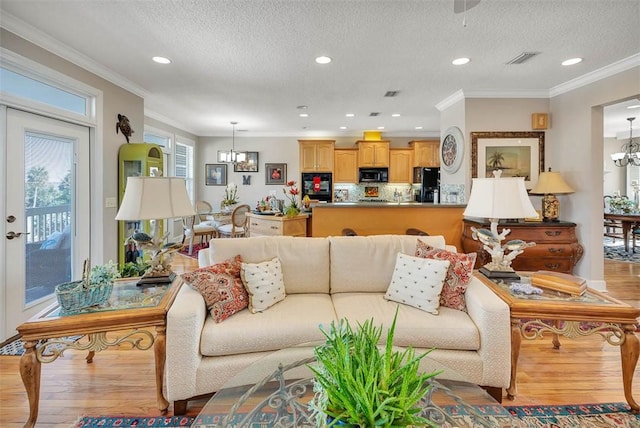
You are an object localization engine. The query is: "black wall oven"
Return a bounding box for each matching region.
[301,172,333,202]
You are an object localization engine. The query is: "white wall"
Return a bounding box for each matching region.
[603,136,627,196]
[549,66,640,288]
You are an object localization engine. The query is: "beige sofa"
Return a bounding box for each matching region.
[166,235,511,414]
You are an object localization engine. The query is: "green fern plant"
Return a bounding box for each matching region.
[308,309,441,427]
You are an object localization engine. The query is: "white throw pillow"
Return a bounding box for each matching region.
[241,257,286,313]
[384,253,450,315]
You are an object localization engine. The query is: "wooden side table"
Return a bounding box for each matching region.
[476,273,640,412]
[17,277,182,428]
[462,219,584,274]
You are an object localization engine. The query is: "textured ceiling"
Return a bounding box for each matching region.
[1,0,639,138]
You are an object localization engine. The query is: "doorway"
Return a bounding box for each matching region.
[2,107,90,341]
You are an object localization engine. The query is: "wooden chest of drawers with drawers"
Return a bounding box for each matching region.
[461,219,584,274]
[247,213,309,237]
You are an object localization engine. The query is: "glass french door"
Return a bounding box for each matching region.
[3,108,90,341]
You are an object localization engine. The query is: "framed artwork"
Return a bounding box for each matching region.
[234,152,259,172]
[471,131,545,189]
[335,188,349,202]
[265,163,287,185]
[205,163,227,186]
[440,126,464,174]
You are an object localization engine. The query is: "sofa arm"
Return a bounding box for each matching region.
[464,277,512,388]
[166,283,207,402]
[198,247,212,267]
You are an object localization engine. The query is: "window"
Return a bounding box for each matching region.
[175,142,194,203]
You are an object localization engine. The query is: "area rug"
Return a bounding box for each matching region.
[178,242,207,259]
[604,237,639,263]
[0,335,82,356]
[72,402,640,427]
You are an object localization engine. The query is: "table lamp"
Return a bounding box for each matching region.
[463,170,538,280]
[115,176,195,285]
[530,168,575,222]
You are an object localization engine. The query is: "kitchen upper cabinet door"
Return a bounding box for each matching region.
[411,140,440,167]
[389,149,413,183]
[334,149,358,183]
[299,140,335,172]
[357,141,389,167]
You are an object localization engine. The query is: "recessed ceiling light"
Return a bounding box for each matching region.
[415,126,423,130]
[452,57,470,65]
[315,56,332,64]
[377,126,385,130]
[562,57,583,66]
[627,104,640,109]
[299,113,309,118]
[345,113,355,117]
[391,113,401,117]
[339,126,347,130]
[152,56,171,64]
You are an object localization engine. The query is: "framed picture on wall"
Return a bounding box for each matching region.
[265,163,287,185]
[234,152,259,172]
[471,131,545,189]
[205,163,227,186]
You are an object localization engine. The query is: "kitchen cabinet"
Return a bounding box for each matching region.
[334,148,358,183]
[247,213,309,237]
[389,149,413,183]
[461,219,584,274]
[356,140,389,167]
[299,140,335,172]
[410,140,440,167]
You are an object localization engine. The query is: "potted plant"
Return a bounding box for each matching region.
[221,182,239,212]
[308,310,441,427]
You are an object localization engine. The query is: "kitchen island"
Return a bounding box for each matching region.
[310,203,465,250]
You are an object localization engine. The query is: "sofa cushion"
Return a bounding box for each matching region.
[204,236,330,294]
[181,255,248,323]
[200,294,337,356]
[329,235,446,293]
[415,240,477,312]
[241,257,286,313]
[331,293,480,351]
[384,253,449,314]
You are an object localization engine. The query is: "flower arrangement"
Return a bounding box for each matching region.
[283,180,300,217]
[222,182,239,207]
[609,195,635,213]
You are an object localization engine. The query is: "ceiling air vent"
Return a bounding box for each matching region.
[384,90,400,97]
[505,52,540,65]
[369,112,380,117]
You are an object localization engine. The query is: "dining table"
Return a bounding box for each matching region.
[604,212,640,252]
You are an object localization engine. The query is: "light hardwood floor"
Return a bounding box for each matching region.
[0,255,638,427]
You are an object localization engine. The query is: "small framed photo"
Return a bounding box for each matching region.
[265,163,287,185]
[335,188,349,202]
[205,163,227,186]
[234,152,259,172]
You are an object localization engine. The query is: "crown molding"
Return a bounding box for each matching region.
[144,109,198,136]
[435,90,465,112]
[549,53,640,98]
[1,11,148,99]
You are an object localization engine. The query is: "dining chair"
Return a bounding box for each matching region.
[182,215,217,255]
[195,200,213,223]
[218,204,250,238]
[603,195,624,241]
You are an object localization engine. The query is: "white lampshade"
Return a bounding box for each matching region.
[115,177,195,221]
[463,176,537,219]
[530,171,575,195]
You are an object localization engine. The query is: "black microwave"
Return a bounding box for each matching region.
[359,168,388,183]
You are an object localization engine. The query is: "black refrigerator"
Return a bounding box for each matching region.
[413,167,440,203]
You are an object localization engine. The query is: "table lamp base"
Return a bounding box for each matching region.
[479,267,520,280]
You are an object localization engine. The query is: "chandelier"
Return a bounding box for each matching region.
[611,117,640,167]
[219,121,247,164]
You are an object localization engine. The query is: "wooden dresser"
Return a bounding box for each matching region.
[247,213,309,237]
[461,219,584,274]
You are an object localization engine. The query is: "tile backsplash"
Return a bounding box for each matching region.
[333,183,465,203]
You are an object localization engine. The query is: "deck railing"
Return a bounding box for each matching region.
[25,205,71,244]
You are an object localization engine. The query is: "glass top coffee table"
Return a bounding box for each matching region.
[191,345,518,427]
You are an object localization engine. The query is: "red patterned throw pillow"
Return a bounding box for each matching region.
[415,240,476,312]
[181,255,248,322]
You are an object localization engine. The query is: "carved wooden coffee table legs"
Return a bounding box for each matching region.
[620,324,639,412]
[19,341,40,428]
